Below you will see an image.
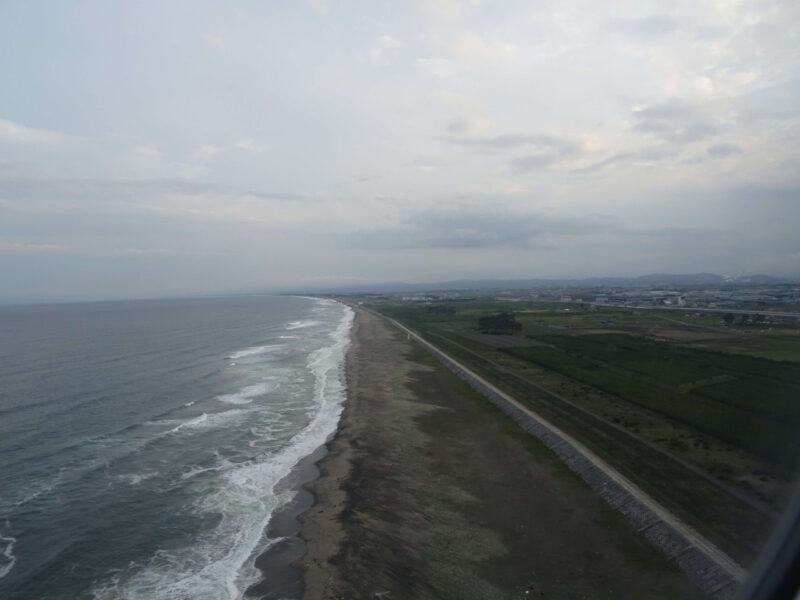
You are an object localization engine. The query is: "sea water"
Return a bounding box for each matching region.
[0,295,352,599]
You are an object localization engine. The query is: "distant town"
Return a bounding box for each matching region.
[370,282,800,316]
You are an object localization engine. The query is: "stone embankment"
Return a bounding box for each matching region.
[386,316,746,600]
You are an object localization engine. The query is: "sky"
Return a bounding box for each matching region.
[1,0,799,301]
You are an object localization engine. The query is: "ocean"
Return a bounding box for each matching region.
[0,295,353,600]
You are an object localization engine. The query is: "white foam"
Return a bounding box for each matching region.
[92,303,354,600]
[169,413,207,433]
[165,409,251,435]
[179,460,231,482]
[285,320,318,330]
[216,382,274,405]
[228,345,279,360]
[0,535,16,580]
[117,472,159,486]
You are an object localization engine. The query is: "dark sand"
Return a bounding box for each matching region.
[296,309,702,599]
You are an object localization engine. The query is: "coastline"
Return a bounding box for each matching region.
[296,308,703,599]
[246,299,354,599]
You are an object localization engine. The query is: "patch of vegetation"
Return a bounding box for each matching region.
[502,336,800,467]
[360,296,800,563]
[477,312,522,334]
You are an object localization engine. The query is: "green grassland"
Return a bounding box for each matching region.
[360,297,800,565]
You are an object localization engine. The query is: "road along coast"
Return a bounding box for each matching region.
[296,308,703,599]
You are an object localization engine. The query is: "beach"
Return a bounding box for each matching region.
[296,308,702,599]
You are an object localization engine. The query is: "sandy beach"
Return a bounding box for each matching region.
[296,308,702,599]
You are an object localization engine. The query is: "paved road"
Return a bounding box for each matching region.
[378,311,748,585]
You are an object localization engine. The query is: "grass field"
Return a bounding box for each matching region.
[361,297,800,565]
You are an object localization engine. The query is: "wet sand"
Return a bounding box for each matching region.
[296,309,702,599]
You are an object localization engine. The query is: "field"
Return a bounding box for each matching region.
[359,297,800,566]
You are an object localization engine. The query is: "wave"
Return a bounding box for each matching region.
[91,302,354,600]
[116,472,159,486]
[5,380,276,515]
[179,462,229,482]
[164,409,252,435]
[227,345,279,360]
[216,382,275,405]
[285,320,318,330]
[0,535,16,580]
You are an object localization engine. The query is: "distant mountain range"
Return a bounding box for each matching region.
[281,273,795,295]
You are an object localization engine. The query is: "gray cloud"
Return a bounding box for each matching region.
[0,178,307,204]
[507,153,562,171]
[631,101,721,143]
[448,132,576,151]
[503,137,579,171]
[706,143,743,158]
[574,147,678,174]
[446,117,472,136]
[345,208,617,250]
[441,128,581,171]
[342,207,737,278]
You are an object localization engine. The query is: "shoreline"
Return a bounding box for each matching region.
[247,300,353,600]
[295,308,704,599]
[246,445,326,600]
[293,306,363,599]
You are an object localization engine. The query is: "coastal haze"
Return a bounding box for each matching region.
[1,1,799,303]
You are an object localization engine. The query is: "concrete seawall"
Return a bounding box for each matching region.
[387,316,746,599]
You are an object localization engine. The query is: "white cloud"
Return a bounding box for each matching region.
[1,1,798,299]
[0,239,70,253]
[417,57,457,78]
[608,15,681,37]
[0,118,70,146]
[193,144,223,160]
[445,33,520,65]
[233,140,264,153]
[133,144,161,160]
[308,0,330,16]
[419,0,483,20]
[367,35,403,66]
[203,34,231,49]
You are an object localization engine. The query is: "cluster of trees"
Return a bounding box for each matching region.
[722,313,770,326]
[478,312,522,334]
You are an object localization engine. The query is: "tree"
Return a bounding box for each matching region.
[722,313,735,326]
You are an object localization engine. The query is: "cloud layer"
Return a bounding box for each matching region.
[0,0,798,300]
